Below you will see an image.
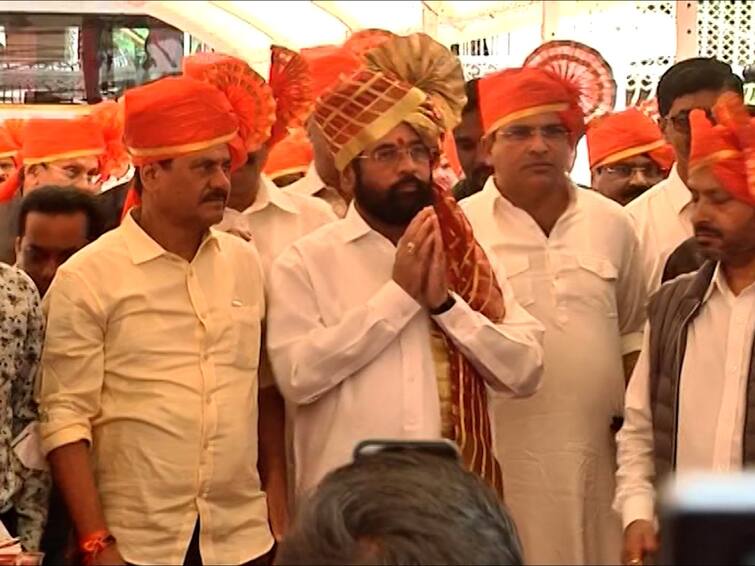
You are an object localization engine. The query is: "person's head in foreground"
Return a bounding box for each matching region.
[657,57,743,182]
[687,92,755,265]
[276,449,523,565]
[587,108,674,205]
[16,186,103,296]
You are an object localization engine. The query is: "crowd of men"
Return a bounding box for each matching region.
[0,27,753,566]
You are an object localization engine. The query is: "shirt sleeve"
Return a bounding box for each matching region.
[616,222,648,355]
[38,269,106,456]
[11,274,50,551]
[266,246,422,405]
[614,323,657,529]
[432,262,545,397]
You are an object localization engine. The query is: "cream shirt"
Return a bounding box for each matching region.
[266,204,545,498]
[615,265,755,529]
[38,212,273,565]
[626,165,694,294]
[284,163,348,218]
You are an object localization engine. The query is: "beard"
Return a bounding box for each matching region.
[354,171,434,226]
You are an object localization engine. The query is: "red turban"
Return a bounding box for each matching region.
[587,107,674,171]
[689,92,755,206]
[263,128,312,182]
[478,67,585,142]
[301,45,361,101]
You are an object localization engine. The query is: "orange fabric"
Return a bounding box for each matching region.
[586,107,674,171]
[268,45,314,147]
[689,94,755,206]
[478,67,585,141]
[342,28,397,58]
[263,128,312,180]
[0,122,21,161]
[432,179,505,497]
[301,45,362,100]
[0,114,116,202]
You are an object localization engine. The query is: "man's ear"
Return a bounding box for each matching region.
[140,162,160,193]
[341,162,356,197]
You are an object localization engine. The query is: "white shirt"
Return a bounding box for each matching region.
[626,164,693,294]
[266,204,545,497]
[615,265,755,529]
[462,179,647,564]
[38,212,272,565]
[217,174,336,276]
[284,163,348,218]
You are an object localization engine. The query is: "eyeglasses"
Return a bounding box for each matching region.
[495,124,571,143]
[598,163,663,178]
[667,108,714,133]
[357,144,434,167]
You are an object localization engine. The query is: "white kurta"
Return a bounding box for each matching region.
[463,179,647,565]
[266,204,545,499]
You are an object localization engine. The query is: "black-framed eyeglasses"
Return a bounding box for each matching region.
[667,107,715,133]
[357,143,434,167]
[495,124,571,143]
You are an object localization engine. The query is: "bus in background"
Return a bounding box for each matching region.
[0,9,211,118]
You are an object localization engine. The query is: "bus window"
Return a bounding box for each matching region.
[0,13,211,105]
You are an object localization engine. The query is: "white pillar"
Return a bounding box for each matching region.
[675,0,698,62]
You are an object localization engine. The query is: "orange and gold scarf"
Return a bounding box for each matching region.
[431,181,505,499]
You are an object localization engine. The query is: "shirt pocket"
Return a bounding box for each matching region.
[229,305,262,369]
[501,254,535,307]
[558,253,619,317]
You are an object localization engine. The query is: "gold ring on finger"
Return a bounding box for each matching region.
[406,242,416,254]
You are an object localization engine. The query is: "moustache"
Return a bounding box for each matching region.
[390,176,431,194]
[201,189,228,203]
[694,222,723,239]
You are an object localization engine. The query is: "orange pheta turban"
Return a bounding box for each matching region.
[0,101,126,202]
[586,107,675,171]
[121,47,313,216]
[301,45,361,101]
[689,92,755,206]
[478,40,617,144]
[478,66,585,141]
[263,128,313,182]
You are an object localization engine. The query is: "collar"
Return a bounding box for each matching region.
[121,209,219,265]
[288,163,326,198]
[482,174,579,218]
[665,164,693,216]
[340,202,376,243]
[244,174,299,215]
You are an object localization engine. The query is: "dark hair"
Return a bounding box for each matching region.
[18,186,104,241]
[657,57,744,117]
[463,78,481,115]
[276,450,523,565]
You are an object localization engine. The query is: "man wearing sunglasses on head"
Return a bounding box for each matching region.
[625,58,743,294]
[587,108,675,206]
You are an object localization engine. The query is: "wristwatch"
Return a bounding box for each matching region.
[429,294,456,315]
